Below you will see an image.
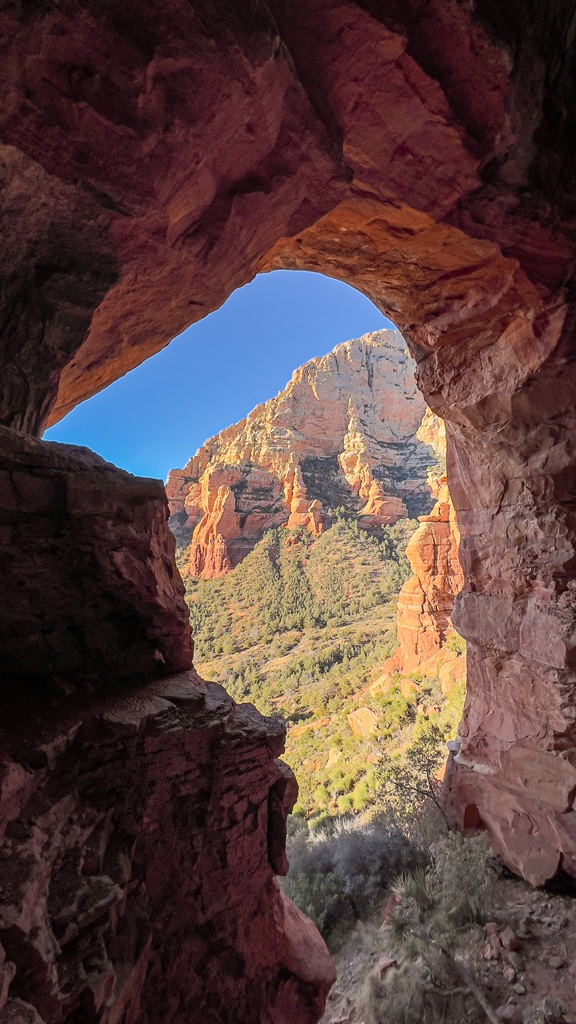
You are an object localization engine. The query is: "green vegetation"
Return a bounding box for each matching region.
[182,514,466,824]
[178,506,484,1021]
[183,513,413,659]
[181,507,470,1018]
[280,705,462,944]
[282,811,425,941]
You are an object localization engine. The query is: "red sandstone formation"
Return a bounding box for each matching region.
[383,475,464,680]
[0,671,334,1022]
[0,426,192,685]
[372,413,464,686]
[167,330,439,578]
[1,0,576,1017]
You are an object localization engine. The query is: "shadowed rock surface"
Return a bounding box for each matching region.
[1,0,576,1018]
[0,427,192,689]
[0,672,334,1023]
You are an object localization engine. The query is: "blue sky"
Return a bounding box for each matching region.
[44,270,394,480]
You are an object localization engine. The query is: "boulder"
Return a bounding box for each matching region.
[0,426,192,690]
[0,672,334,1023]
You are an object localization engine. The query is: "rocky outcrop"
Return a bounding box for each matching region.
[0,671,334,1023]
[384,476,463,679]
[0,425,192,690]
[167,331,440,578]
[375,410,463,682]
[0,428,333,1022]
[442,327,576,886]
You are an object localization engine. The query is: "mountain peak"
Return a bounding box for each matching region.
[167,329,443,578]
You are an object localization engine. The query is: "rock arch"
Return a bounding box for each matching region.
[1,1,575,1019]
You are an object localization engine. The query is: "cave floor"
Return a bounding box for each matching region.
[322,875,576,1024]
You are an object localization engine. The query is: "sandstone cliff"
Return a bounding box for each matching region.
[379,412,465,682]
[167,330,442,578]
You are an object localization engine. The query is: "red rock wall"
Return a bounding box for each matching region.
[186,464,286,579]
[0,425,192,688]
[0,427,334,1021]
[0,2,346,432]
[167,332,436,579]
[383,478,463,679]
[442,303,576,885]
[0,671,334,1022]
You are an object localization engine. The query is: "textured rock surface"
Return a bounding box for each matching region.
[0,425,192,689]
[1,0,576,1005]
[5,0,570,434]
[0,672,335,1022]
[443,320,576,886]
[167,330,439,578]
[375,411,463,682]
[384,478,463,679]
[347,708,378,739]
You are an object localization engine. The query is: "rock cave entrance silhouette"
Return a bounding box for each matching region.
[145,269,466,829]
[46,266,463,835]
[2,2,576,1019]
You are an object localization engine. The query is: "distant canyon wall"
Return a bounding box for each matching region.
[167,330,443,579]
[382,415,464,682]
[170,346,465,687]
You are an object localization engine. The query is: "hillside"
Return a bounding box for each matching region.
[182,518,465,821]
[171,328,465,822]
[167,330,442,578]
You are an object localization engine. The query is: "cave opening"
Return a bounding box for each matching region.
[45,265,465,835]
[44,270,395,479]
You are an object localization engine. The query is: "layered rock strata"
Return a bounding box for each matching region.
[0,424,333,1020]
[167,330,440,578]
[383,476,463,678]
[0,671,334,1023]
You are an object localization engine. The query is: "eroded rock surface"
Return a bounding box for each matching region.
[384,476,463,680]
[0,672,334,1023]
[370,411,464,687]
[0,425,192,689]
[443,317,576,885]
[167,330,440,578]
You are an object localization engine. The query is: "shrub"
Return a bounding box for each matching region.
[447,631,466,657]
[360,959,451,1024]
[284,870,347,935]
[376,722,452,833]
[351,779,370,811]
[281,814,423,940]
[337,795,353,814]
[427,831,497,922]
[374,833,499,1024]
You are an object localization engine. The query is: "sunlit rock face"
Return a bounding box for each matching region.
[373,411,464,683]
[166,330,440,579]
[1,0,576,1017]
[384,476,463,680]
